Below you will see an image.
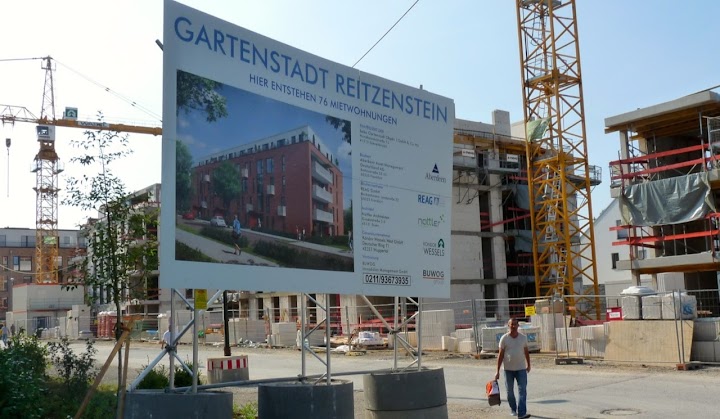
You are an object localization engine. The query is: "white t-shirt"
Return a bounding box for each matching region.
[499,332,528,371]
[163,330,172,346]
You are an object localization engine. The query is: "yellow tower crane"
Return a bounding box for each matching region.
[515,0,601,320]
[0,56,161,284]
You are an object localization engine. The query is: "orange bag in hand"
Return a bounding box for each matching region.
[486,379,501,406]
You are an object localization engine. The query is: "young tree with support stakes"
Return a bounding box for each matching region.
[62,115,158,414]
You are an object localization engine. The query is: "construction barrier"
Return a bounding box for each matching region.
[206,355,249,384]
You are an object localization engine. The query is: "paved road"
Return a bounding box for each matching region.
[75,340,719,418]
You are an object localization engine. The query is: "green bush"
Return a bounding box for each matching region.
[201,226,249,248]
[252,240,353,271]
[136,364,170,389]
[47,337,98,396]
[135,362,203,389]
[0,334,49,419]
[82,384,118,419]
[176,241,218,262]
[174,362,202,387]
[234,402,258,419]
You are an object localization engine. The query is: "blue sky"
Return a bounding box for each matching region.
[176,73,353,206]
[2,1,720,229]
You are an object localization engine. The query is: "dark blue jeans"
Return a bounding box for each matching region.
[504,369,528,416]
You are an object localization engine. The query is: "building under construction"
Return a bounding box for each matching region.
[605,89,720,316]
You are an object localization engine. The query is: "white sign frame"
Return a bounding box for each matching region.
[160,0,454,297]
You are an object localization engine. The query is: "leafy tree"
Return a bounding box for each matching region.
[344,200,353,233]
[211,161,241,214]
[177,70,228,122]
[326,116,351,145]
[63,116,159,409]
[176,139,193,212]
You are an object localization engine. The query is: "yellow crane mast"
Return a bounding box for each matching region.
[0,56,161,284]
[515,0,601,319]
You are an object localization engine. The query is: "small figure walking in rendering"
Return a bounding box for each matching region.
[232,215,242,255]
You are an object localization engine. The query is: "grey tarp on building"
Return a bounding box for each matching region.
[620,172,715,226]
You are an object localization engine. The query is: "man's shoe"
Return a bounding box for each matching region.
[510,412,517,416]
[519,414,531,419]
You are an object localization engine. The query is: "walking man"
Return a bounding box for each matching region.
[494,318,531,418]
[232,215,242,255]
[1,323,8,347]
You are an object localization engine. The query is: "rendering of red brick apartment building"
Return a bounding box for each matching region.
[191,125,345,237]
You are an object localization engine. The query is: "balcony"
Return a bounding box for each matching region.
[241,168,249,178]
[277,205,287,216]
[203,174,210,182]
[245,203,253,213]
[266,184,275,195]
[312,185,333,204]
[311,162,333,185]
[313,208,333,223]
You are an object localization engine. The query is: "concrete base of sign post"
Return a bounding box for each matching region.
[123,390,233,419]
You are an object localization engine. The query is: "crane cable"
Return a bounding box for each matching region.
[53,59,162,122]
[352,0,420,68]
[0,56,162,122]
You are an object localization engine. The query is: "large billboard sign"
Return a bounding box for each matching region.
[160,0,454,297]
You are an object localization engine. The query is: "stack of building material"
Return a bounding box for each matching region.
[270,322,297,347]
[555,326,578,353]
[531,313,565,352]
[228,318,267,343]
[519,325,540,352]
[452,328,474,353]
[575,325,606,358]
[441,336,457,351]
[305,328,326,346]
[621,296,642,320]
[661,292,697,320]
[641,295,663,320]
[420,309,455,350]
[534,299,563,314]
[481,326,507,352]
[691,317,720,363]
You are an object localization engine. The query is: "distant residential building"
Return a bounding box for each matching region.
[191,125,345,237]
[0,227,86,323]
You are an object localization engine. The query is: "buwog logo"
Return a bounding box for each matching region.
[422,269,445,280]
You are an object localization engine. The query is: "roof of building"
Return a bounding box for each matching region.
[604,89,720,138]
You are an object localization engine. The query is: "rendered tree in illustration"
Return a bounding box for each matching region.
[176,139,193,213]
[212,161,242,214]
[176,70,228,122]
[326,116,351,145]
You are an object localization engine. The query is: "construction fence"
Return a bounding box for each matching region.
[6,289,719,367]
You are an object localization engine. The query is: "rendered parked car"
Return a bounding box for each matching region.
[210,216,227,227]
[182,210,196,220]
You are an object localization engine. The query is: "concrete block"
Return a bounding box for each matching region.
[124,391,232,419]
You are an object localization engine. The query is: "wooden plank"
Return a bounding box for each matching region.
[604,320,694,366]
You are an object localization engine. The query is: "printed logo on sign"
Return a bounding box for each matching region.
[423,238,446,256]
[417,193,445,207]
[417,215,445,228]
[422,269,445,280]
[426,164,447,183]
